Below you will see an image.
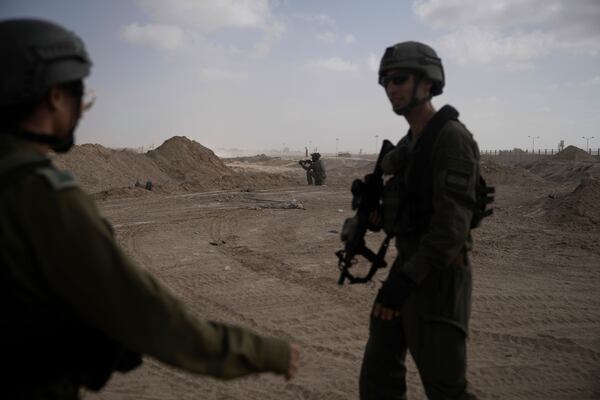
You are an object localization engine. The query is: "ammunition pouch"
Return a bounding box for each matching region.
[381,174,410,236]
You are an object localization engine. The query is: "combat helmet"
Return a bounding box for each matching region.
[0,18,92,107]
[311,152,321,160]
[378,41,444,96]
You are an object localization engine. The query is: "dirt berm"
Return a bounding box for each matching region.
[53,136,301,197]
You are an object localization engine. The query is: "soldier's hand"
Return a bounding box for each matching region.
[368,210,382,229]
[285,343,300,380]
[373,302,401,321]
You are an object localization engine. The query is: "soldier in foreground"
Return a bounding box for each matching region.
[359,41,480,399]
[0,19,299,399]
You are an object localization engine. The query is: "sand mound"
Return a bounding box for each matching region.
[52,144,175,194]
[553,145,594,161]
[480,158,546,186]
[545,177,600,225]
[523,159,600,184]
[146,136,232,189]
[54,136,306,197]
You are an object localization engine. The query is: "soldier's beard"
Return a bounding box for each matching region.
[51,129,75,153]
[8,127,76,153]
[392,95,430,117]
[393,104,410,116]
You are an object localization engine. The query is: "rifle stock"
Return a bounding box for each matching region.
[336,139,395,285]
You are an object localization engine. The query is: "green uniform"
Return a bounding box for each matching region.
[359,106,478,400]
[312,159,326,186]
[299,160,314,184]
[0,135,290,398]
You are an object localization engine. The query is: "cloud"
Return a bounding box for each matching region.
[316,31,337,44]
[435,26,552,67]
[199,68,249,81]
[315,32,356,45]
[308,57,359,72]
[124,0,284,56]
[413,0,600,67]
[344,33,356,44]
[121,23,186,50]
[367,53,379,72]
[253,20,286,57]
[295,13,336,27]
[136,0,272,32]
[413,0,561,29]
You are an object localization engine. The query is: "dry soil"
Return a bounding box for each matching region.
[54,139,600,400]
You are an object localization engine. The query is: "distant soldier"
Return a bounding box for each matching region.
[298,158,314,184]
[144,179,153,191]
[0,18,299,399]
[310,152,327,185]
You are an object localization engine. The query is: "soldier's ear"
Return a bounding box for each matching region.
[420,78,433,97]
[45,85,68,112]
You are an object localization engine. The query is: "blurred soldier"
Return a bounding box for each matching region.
[310,152,327,185]
[298,158,314,184]
[359,41,479,399]
[0,19,299,399]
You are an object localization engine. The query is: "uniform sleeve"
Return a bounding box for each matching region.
[400,122,479,284]
[26,184,290,379]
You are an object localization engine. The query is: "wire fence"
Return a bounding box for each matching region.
[480,148,600,164]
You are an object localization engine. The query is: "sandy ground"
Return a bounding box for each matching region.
[83,158,600,400]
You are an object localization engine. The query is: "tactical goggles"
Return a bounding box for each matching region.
[379,73,410,88]
[62,80,95,113]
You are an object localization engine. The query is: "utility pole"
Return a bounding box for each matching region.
[582,136,594,152]
[375,135,379,154]
[528,135,540,153]
[335,138,339,155]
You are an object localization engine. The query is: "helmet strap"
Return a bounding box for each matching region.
[393,74,431,116]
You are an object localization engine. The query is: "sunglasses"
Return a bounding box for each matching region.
[62,80,84,99]
[379,73,410,87]
[61,80,96,113]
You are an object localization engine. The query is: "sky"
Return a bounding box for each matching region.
[2,0,600,154]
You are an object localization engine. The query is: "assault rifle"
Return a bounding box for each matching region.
[298,159,313,170]
[335,139,395,285]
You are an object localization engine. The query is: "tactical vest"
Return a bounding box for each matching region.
[0,150,141,391]
[382,105,493,237]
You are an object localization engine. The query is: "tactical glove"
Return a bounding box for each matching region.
[375,269,416,310]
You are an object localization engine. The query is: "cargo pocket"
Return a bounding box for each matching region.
[417,256,472,336]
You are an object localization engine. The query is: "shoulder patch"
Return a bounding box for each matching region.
[445,156,474,192]
[35,167,78,191]
[446,156,474,175]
